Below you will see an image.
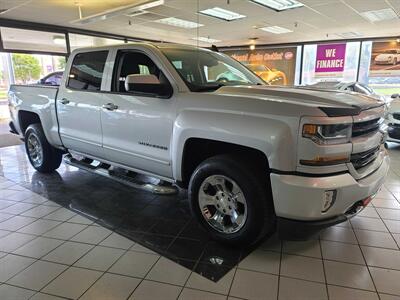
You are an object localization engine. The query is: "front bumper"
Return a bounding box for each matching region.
[270,151,389,236]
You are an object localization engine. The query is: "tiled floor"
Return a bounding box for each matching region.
[0,144,399,299]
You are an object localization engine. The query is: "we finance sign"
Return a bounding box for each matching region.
[315,43,346,76]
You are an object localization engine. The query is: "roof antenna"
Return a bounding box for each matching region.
[211,45,219,52]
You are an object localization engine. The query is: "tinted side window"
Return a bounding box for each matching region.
[68,51,108,91]
[113,52,161,92]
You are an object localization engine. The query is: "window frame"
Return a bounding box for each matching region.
[110,49,173,99]
[66,50,109,92]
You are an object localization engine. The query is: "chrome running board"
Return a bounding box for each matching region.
[63,154,178,195]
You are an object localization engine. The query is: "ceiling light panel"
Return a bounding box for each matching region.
[259,26,293,34]
[250,0,304,11]
[336,32,363,38]
[199,7,246,21]
[361,8,398,22]
[192,36,221,43]
[71,0,164,25]
[155,17,204,29]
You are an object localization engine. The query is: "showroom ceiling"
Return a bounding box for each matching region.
[0,0,400,47]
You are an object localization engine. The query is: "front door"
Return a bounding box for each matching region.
[100,50,175,178]
[57,50,108,156]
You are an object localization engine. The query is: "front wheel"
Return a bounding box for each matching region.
[189,154,275,246]
[25,124,62,173]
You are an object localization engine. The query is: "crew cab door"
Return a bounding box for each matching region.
[57,50,109,156]
[100,49,176,178]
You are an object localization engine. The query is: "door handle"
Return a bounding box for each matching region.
[60,98,70,105]
[102,103,118,111]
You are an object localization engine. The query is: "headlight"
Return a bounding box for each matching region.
[303,124,352,145]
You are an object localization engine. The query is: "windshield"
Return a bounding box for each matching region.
[160,47,265,92]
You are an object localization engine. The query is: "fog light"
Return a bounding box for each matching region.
[322,190,337,212]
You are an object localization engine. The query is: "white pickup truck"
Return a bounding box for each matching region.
[8,43,389,245]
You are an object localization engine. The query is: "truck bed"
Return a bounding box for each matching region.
[8,84,63,147]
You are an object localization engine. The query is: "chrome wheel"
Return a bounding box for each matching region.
[27,133,43,168]
[198,175,247,234]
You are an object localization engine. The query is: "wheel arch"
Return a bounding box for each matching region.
[18,110,41,136]
[179,137,270,188]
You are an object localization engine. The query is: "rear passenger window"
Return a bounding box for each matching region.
[67,51,108,91]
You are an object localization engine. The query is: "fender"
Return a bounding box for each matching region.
[9,85,63,148]
[171,109,299,181]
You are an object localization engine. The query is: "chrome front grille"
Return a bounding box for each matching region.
[350,146,380,170]
[352,118,382,138]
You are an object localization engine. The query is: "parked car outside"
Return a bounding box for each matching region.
[38,71,64,86]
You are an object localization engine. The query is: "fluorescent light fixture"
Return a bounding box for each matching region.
[155,17,203,29]
[199,7,246,21]
[361,8,398,22]
[125,10,149,17]
[259,25,293,34]
[71,0,164,25]
[192,36,221,43]
[250,0,304,11]
[336,31,363,38]
[53,36,66,45]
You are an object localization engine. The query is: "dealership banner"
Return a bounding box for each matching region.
[369,40,400,77]
[315,43,346,77]
[223,47,297,85]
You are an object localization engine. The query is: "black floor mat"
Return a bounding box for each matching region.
[0,145,268,282]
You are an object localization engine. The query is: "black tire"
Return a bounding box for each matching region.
[25,124,62,173]
[189,154,275,246]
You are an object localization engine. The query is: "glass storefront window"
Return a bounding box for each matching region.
[0,27,67,54]
[68,34,125,51]
[358,41,372,84]
[11,53,65,84]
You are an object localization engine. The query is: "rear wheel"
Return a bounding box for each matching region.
[25,124,62,173]
[189,154,275,246]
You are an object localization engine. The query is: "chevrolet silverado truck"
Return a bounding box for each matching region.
[8,43,389,245]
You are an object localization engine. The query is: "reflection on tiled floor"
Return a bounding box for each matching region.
[0,144,399,299]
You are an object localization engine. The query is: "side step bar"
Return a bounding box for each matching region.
[63,154,178,195]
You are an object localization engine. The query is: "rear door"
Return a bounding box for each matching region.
[57,50,109,156]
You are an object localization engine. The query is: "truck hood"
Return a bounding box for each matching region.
[215,85,385,116]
